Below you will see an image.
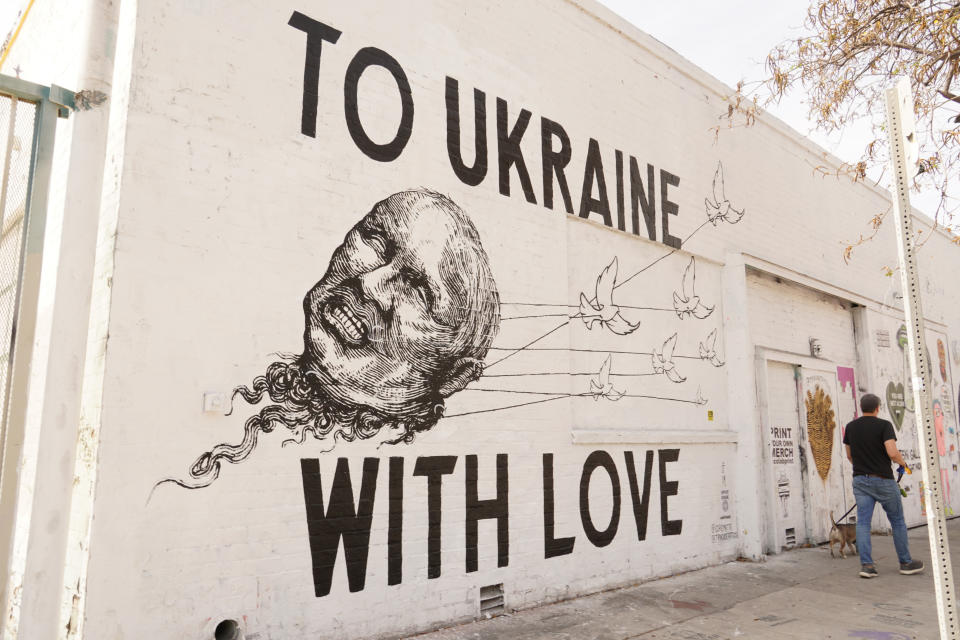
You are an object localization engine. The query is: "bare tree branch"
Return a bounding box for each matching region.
[718,0,960,261]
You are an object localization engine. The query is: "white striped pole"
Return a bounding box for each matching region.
[885,76,958,639]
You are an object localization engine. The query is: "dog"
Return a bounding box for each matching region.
[829,511,857,558]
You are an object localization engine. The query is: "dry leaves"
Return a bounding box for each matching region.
[717,0,960,258]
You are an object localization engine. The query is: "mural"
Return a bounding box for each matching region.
[934,399,953,513]
[837,366,857,420]
[710,462,736,544]
[935,399,946,457]
[578,258,640,335]
[777,472,790,517]
[162,189,501,488]
[871,317,960,523]
[805,385,837,481]
[298,449,683,596]
[147,10,751,609]
[886,381,906,430]
[160,163,746,490]
[699,329,725,367]
[651,333,686,383]
[896,325,916,413]
[590,355,624,401]
[703,163,744,226]
[672,257,714,319]
[938,339,947,382]
[795,370,848,544]
[942,384,954,421]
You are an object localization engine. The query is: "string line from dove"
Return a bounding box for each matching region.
[443,389,708,420]
[502,218,711,315]
[479,324,723,400]
[481,371,661,378]
[460,388,711,401]
[498,158,743,312]
[484,344,717,360]
[482,319,570,369]
[500,307,677,321]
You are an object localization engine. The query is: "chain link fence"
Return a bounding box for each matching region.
[0,93,35,430]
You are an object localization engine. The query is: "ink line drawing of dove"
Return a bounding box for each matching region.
[652,333,686,383]
[704,162,744,226]
[579,257,641,335]
[695,386,707,405]
[673,257,714,320]
[698,328,725,367]
[590,354,625,401]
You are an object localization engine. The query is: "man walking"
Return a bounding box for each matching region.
[843,393,924,578]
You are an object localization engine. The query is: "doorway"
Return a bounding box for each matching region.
[762,356,856,551]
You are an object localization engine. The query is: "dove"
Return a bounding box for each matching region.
[651,333,686,383]
[695,386,707,405]
[698,328,725,367]
[579,257,641,335]
[590,354,625,401]
[672,257,715,319]
[704,162,744,226]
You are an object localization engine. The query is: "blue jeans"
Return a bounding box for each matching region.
[853,475,912,566]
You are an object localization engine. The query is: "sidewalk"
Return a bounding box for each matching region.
[410,519,960,639]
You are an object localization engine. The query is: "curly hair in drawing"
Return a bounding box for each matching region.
[164,189,500,489]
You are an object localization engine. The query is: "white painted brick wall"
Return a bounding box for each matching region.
[747,270,858,366]
[8,1,960,639]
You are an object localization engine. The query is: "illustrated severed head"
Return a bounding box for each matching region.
[169,189,500,488]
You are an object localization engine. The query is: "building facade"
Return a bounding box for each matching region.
[2,1,960,639]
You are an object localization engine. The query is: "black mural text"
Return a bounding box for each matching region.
[288,11,682,248]
[301,450,682,597]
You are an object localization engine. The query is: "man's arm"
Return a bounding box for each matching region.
[846,444,852,463]
[885,439,907,467]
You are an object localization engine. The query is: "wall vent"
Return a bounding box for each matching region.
[214,620,241,640]
[480,583,505,617]
[785,528,796,547]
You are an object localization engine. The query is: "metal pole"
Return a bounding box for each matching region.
[884,77,958,639]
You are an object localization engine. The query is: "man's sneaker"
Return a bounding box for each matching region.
[859,564,878,578]
[900,559,924,575]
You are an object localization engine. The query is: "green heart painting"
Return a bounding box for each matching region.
[887,381,906,430]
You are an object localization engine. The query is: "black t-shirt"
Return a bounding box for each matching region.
[842,415,897,479]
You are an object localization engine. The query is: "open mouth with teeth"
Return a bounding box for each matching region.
[323,301,368,346]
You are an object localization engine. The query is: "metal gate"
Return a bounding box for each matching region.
[0,74,73,634]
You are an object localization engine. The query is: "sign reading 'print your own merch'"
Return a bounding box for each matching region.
[301,451,683,597]
[287,11,686,248]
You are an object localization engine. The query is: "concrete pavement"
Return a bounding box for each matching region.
[408,519,960,639]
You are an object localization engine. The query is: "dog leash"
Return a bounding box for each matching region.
[836,464,912,523]
[836,503,856,522]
